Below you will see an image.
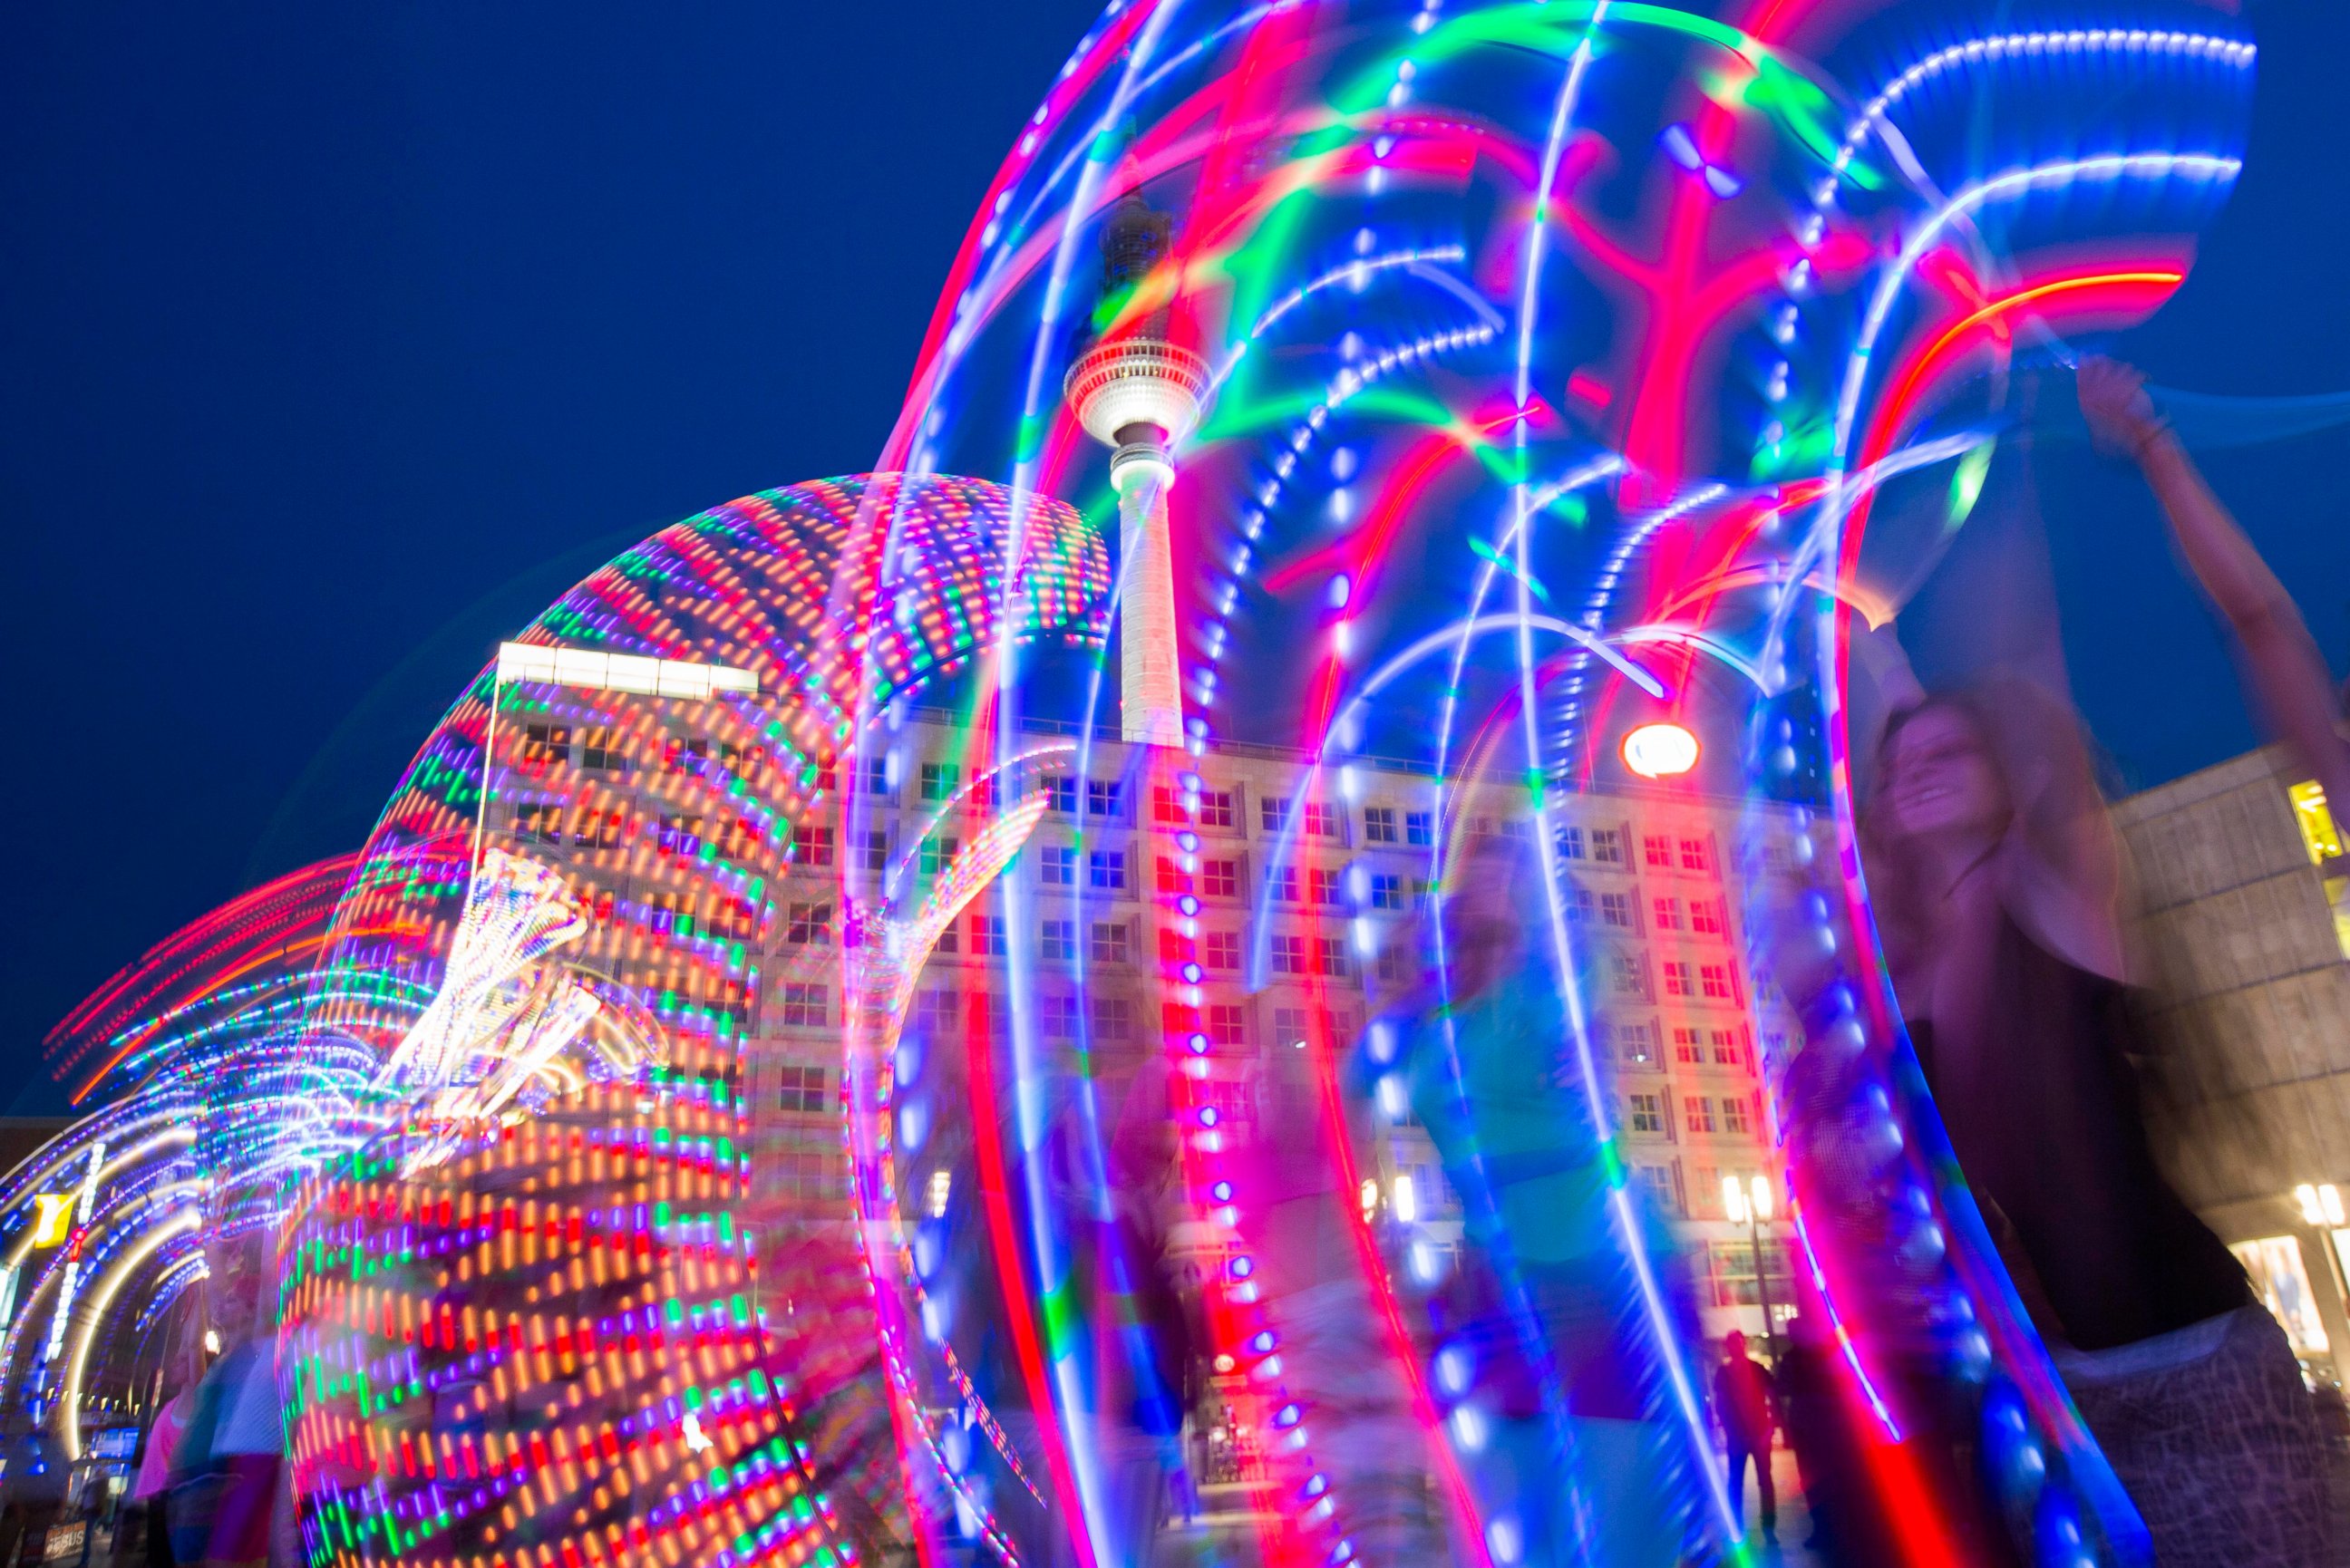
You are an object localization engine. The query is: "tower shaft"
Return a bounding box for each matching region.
[1116,467,1185,748]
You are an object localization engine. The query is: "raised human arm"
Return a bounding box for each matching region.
[2078,356,2350,809]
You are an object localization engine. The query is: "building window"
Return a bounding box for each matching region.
[1590,828,1625,866]
[1303,801,1339,838]
[1685,1096,1716,1135]
[1208,1003,1248,1047]
[1641,834,1672,870]
[778,1064,829,1114]
[1267,1007,1348,1057]
[920,762,959,802]
[780,1149,842,1204]
[1662,961,1693,998]
[1601,892,1635,929]
[1089,850,1128,891]
[1611,953,1646,997]
[919,836,960,877]
[932,921,958,955]
[715,816,762,862]
[1711,1030,1742,1066]
[1618,1021,1656,1065]
[1152,785,1190,826]
[1638,1164,1681,1214]
[1721,1097,1752,1135]
[1364,807,1398,844]
[1690,899,1725,937]
[1700,963,1736,1002]
[785,902,832,946]
[1377,946,1412,984]
[658,814,705,857]
[780,983,827,1029]
[1308,867,1342,906]
[858,830,889,873]
[1405,810,1434,847]
[1204,858,1239,898]
[1627,1094,1665,1134]
[1268,864,1298,903]
[1556,825,1584,860]
[1680,836,1714,874]
[1675,1027,1703,1063]
[1042,920,1077,962]
[578,728,619,771]
[1269,934,1306,975]
[790,822,832,866]
[1565,886,1595,923]
[1088,779,1122,818]
[1043,994,1082,1040]
[1090,996,1133,1040]
[1091,921,1130,965]
[971,915,1006,956]
[1044,774,1078,814]
[1314,936,1349,977]
[709,895,759,942]
[1199,789,1236,828]
[916,989,958,1034]
[1203,931,1241,971]
[1370,873,1403,911]
[1042,847,1077,886]
[573,808,623,849]
[1653,896,1682,932]
[520,723,572,771]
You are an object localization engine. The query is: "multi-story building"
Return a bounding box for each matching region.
[2115,744,2350,1385]
[485,702,1801,1359]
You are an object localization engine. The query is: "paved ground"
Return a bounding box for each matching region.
[1734,1437,2350,1565]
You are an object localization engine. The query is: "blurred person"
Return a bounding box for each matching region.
[126,1315,210,1568]
[1771,1314,1852,1561]
[1713,1331,1777,1541]
[0,1426,69,1567]
[165,1240,283,1568]
[1242,1023,1446,1563]
[1364,834,1709,1564]
[1863,677,2332,1565]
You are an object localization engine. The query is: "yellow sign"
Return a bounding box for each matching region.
[2289,780,2342,864]
[28,1195,73,1248]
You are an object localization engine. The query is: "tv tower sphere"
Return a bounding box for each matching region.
[1064,334,1209,493]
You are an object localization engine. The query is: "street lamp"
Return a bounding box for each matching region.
[1723,1173,1779,1360]
[2296,1183,2346,1227]
[1622,721,1701,779]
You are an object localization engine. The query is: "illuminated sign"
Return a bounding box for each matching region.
[28,1196,73,1249]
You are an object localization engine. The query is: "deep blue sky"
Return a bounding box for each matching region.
[4,3,2345,1112]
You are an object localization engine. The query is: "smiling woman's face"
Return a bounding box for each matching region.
[1881,705,2009,844]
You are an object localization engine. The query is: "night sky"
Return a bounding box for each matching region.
[5,3,2346,1114]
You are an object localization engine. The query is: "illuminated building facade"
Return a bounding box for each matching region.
[2114,747,2350,1385]
[470,705,1801,1348]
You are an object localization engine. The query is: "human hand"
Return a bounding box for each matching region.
[2076,354,2163,459]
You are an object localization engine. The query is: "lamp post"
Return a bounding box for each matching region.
[1724,1173,1778,1360]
